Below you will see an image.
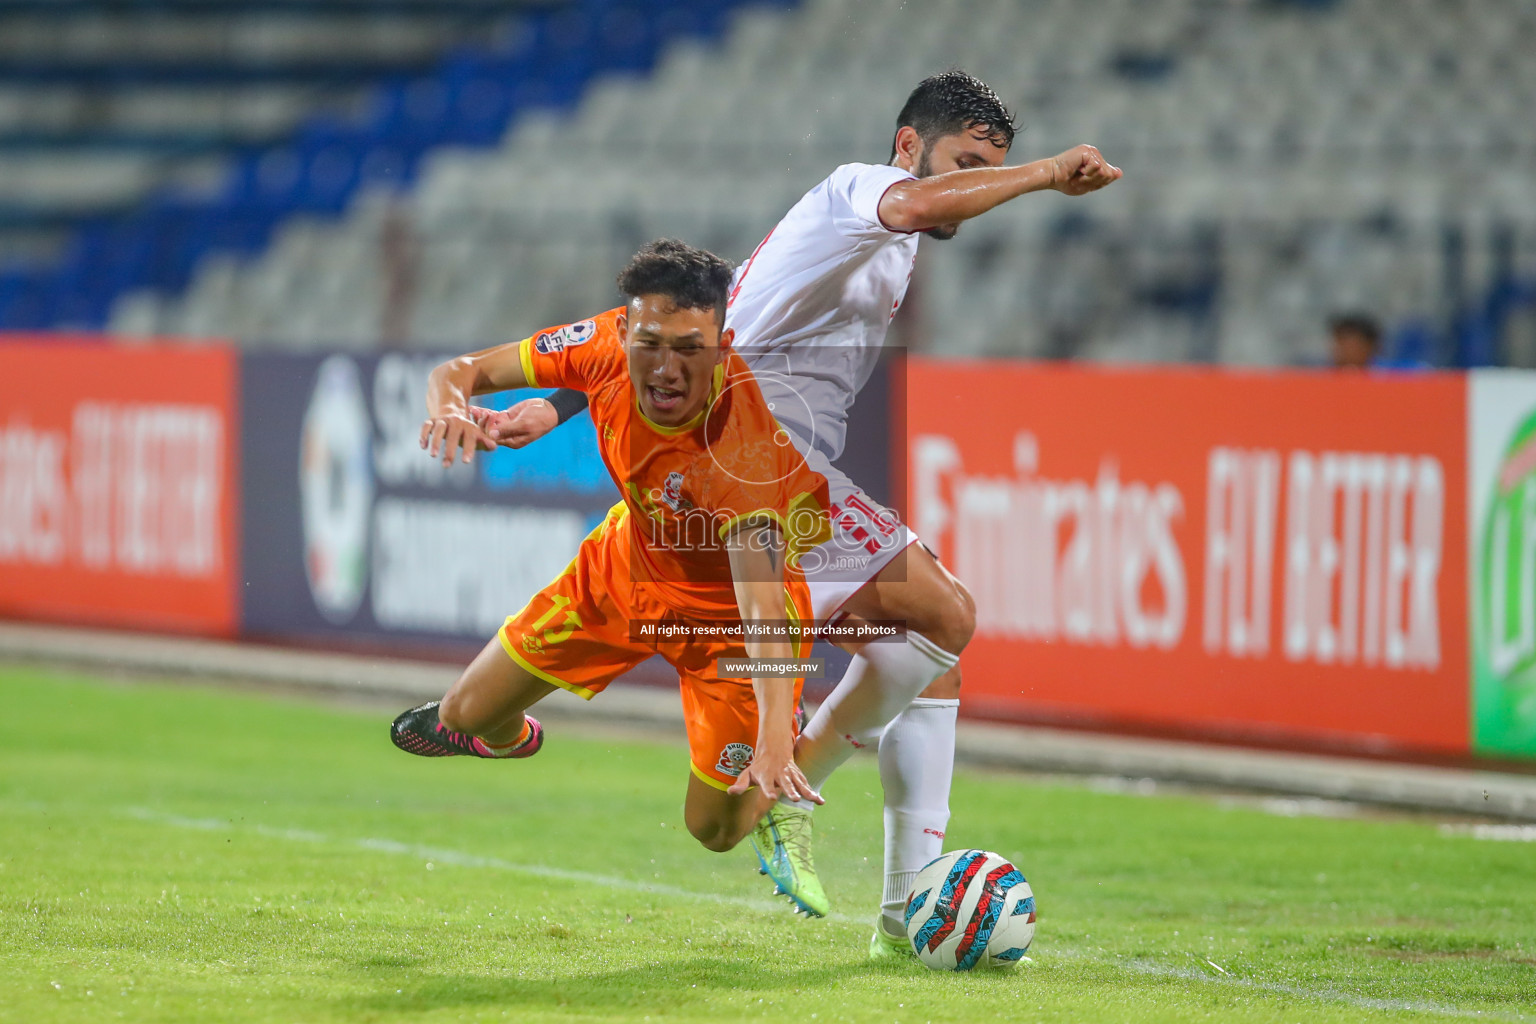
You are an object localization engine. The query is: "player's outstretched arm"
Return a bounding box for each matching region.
[724,518,824,805]
[419,341,530,467]
[878,144,1123,233]
[470,388,589,450]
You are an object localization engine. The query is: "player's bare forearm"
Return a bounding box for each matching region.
[425,342,531,418]
[729,652,817,803]
[880,161,1053,230]
[740,590,794,752]
[469,387,585,451]
[878,144,1123,232]
[419,343,530,466]
[725,521,820,801]
[424,357,477,421]
[728,524,796,746]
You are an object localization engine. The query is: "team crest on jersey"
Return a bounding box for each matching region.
[716,742,754,777]
[661,471,686,511]
[533,319,597,354]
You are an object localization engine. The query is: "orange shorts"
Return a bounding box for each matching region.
[498,507,812,791]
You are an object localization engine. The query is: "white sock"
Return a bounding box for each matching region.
[877,697,959,934]
[788,633,959,801]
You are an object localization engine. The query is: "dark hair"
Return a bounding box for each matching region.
[616,239,735,328]
[891,70,1018,159]
[1329,313,1381,347]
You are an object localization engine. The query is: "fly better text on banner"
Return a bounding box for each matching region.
[908,363,1468,754]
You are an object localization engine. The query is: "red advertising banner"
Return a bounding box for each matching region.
[0,340,239,635]
[908,362,1469,756]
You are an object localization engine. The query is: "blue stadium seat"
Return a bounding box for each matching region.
[0,0,795,332]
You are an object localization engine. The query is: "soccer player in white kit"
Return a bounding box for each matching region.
[480,71,1122,956]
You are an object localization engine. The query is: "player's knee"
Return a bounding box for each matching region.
[697,833,739,854]
[919,664,963,700]
[951,578,977,645]
[923,579,976,655]
[687,817,741,854]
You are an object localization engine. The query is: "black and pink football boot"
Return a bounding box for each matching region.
[389,701,543,759]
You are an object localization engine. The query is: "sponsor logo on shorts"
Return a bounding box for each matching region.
[843,733,866,749]
[716,742,754,777]
[533,320,597,354]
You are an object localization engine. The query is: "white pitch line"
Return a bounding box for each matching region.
[1440,824,1536,842]
[1088,954,1529,1021]
[120,807,811,918]
[115,806,1531,1022]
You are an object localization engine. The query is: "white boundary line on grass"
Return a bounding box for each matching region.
[117,806,1530,1022]
[120,807,799,916]
[1439,824,1536,842]
[1089,955,1528,1020]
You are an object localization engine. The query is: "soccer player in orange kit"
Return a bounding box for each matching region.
[469,73,1122,940]
[391,239,917,862]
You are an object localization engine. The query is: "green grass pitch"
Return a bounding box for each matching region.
[2,665,1534,1023]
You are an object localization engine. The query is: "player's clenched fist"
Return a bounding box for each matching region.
[1049,144,1123,196]
[419,412,495,466]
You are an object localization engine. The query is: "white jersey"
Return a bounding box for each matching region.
[726,162,919,460]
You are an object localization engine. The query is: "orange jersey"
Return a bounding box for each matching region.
[518,307,831,619]
[498,504,813,791]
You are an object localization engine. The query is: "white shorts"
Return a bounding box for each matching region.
[794,441,919,623]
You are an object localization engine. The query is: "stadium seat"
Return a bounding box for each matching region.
[6,0,1536,368]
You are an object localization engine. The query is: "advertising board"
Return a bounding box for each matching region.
[1468,369,1536,758]
[0,341,239,634]
[240,352,618,655]
[907,362,1470,755]
[9,337,1525,761]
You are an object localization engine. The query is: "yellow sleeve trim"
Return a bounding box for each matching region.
[498,627,595,700]
[714,494,832,556]
[518,336,540,389]
[690,761,737,792]
[716,508,787,540]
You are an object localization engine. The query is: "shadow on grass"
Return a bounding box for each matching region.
[339,954,1000,1016]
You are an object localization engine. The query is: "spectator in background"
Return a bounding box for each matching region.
[1329,313,1382,370]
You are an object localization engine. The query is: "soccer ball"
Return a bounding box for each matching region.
[903,849,1036,970]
